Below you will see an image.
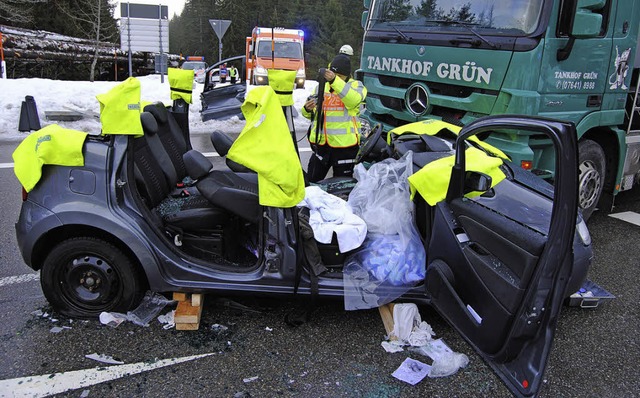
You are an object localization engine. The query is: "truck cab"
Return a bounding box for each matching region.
[245,27,306,88]
[358,0,640,220]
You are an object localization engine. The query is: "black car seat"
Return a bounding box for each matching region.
[183,149,262,224]
[144,102,189,181]
[132,127,230,224]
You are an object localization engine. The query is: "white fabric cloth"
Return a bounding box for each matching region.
[298,186,367,252]
[392,303,435,344]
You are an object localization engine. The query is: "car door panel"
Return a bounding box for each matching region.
[427,204,521,356]
[424,115,579,397]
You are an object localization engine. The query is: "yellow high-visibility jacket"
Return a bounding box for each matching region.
[168,67,194,104]
[387,120,509,206]
[302,77,366,148]
[13,124,87,192]
[227,86,305,207]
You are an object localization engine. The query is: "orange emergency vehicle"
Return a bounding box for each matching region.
[245,27,306,88]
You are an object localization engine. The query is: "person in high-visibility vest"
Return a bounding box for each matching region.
[302,54,367,182]
[229,65,238,84]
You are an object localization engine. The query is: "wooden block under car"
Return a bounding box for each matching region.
[173,292,189,301]
[378,303,396,340]
[191,293,203,307]
[175,321,200,331]
[174,299,203,324]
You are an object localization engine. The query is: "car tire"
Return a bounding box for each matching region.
[578,139,605,220]
[41,237,145,318]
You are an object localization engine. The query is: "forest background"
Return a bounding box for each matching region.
[0,0,367,79]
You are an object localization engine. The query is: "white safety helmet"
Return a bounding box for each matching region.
[339,44,354,56]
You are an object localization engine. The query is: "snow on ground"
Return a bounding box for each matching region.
[0,75,316,142]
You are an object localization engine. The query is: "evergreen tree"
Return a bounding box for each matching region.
[415,0,438,19]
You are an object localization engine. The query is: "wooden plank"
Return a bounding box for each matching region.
[174,300,202,324]
[191,293,203,307]
[173,292,189,302]
[175,322,200,331]
[378,303,396,340]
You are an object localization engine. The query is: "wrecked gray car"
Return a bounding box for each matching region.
[15,96,592,397]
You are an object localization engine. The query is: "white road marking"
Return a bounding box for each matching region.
[0,163,13,169]
[609,211,640,227]
[0,273,39,287]
[0,353,215,398]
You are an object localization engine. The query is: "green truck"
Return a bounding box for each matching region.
[357,0,640,219]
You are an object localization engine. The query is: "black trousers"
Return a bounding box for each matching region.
[307,144,359,183]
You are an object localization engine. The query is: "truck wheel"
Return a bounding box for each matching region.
[41,237,145,318]
[578,140,605,220]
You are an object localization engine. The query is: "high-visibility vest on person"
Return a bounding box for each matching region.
[302,76,366,148]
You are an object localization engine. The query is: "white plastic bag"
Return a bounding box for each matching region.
[344,152,426,310]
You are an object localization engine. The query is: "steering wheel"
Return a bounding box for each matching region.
[355,123,383,164]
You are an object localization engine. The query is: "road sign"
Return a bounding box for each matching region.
[209,19,231,63]
[209,20,231,40]
[120,3,169,81]
[120,3,169,53]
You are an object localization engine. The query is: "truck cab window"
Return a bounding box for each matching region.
[368,0,544,35]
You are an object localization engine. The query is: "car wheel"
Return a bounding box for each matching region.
[577,139,605,220]
[41,237,145,318]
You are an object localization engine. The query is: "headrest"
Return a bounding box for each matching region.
[144,102,168,124]
[210,130,234,157]
[183,150,213,180]
[140,112,158,135]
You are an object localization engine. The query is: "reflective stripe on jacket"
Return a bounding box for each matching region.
[302,77,366,148]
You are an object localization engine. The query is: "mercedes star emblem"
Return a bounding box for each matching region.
[405,83,430,117]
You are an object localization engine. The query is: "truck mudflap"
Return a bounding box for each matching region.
[200,83,246,122]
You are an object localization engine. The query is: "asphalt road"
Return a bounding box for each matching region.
[0,133,638,398]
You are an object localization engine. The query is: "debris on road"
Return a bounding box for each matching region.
[392,358,431,385]
[85,353,125,365]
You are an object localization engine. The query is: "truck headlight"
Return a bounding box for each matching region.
[255,66,267,75]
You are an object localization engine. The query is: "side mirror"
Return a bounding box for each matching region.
[557,0,604,61]
[464,171,492,194]
[572,0,604,38]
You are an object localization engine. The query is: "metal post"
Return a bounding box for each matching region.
[0,31,6,79]
[219,38,222,63]
[127,2,132,78]
[159,3,164,83]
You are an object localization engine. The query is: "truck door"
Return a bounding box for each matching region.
[540,0,612,112]
[425,115,579,397]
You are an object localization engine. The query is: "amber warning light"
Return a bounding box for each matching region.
[521,160,533,170]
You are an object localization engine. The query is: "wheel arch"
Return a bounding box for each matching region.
[30,224,150,291]
[577,125,620,197]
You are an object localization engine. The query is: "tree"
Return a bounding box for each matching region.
[444,2,476,23]
[53,0,118,81]
[0,0,46,26]
[380,0,413,22]
[415,0,438,19]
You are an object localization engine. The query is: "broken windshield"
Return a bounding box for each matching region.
[368,0,544,35]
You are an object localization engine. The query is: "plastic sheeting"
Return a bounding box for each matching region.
[344,152,426,310]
